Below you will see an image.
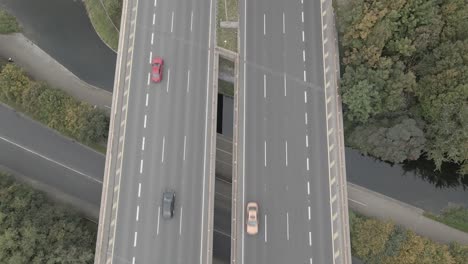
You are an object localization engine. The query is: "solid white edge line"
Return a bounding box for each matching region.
[0,135,99,183]
[161,136,165,163]
[242,0,247,261]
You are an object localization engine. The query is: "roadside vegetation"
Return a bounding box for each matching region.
[336,0,468,175]
[83,0,121,51]
[350,210,468,264]
[217,0,238,52]
[0,9,21,34]
[425,206,468,233]
[0,64,109,152]
[0,172,96,263]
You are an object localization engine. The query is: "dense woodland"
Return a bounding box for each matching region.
[336,0,468,175]
[0,173,96,263]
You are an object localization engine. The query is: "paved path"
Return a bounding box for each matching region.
[0,33,112,111]
[348,182,468,245]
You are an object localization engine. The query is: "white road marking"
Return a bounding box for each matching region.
[147,72,150,85]
[154,0,157,7]
[187,70,190,93]
[324,23,327,30]
[263,74,266,98]
[166,69,171,93]
[322,9,327,17]
[179,207,183,235]
[151,33,154,45]
[264,140,267,167]
[306,134,309,147]
[307,157,310,171]
[149,51,152,63]
[144,115,147,128]
[308,206,311,220]
[264,214,268,242]
[153,13,155,25]
[307,181,310,195]
[301,0,303,4]
[303,49,306,62]
[242,0,247,260]
[304,91,307,103]
[0,135,100,183]
[286,212,290,240]
[325,66,329,73]
[324,37,328,44]
[309,231,312,246]
[157,206,160,235]
[138,183,141,197]
[304,70,307,82]
[284,74,287,96]
[285,141,288,166]
[190,11,193,32]
[305,112,308,125]
[133,232,138,247]
[310,258,313,264]
[263,13,266,35]
[183,136,187,161]
[282,12,285,34]
[141,137,145,150]
[349,198,367,207]
[139,159,144,174]
[302,30,305,42]
[132,257,135,264]
[145,93,149,106]
[136,206,140,221]
[302,11,304,23]
[161,136,165,163]
[171,12,174,33]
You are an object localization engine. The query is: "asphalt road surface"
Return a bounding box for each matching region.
[109,0,216,263]
[236,0,335,263]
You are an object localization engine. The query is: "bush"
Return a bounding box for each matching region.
[0,172,96,263]
[0,64,109,146]
[0,9,21,34]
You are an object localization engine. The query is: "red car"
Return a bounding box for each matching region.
[151,57,164,83]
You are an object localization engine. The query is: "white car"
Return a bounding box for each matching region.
[246,202,258,235]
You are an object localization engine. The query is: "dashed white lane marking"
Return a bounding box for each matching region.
[183,136,187,161]
[309,231,312,246]
[154,0,157,7]
[263,13,266,35]
[153,13,155,25]
[305,112,308,125]
[132,257,135,264]
[304,91,307,103]
[166,69,171,93]
[263,74,266,98]
[307,181,310,195]
[141,137,145,150]
[304,70,307,82]
[285,140,288,166]
[0,135,100,183]
[303,50,306,62]
[145,93,149,106]
[187,70,190,93]
[151,33,154,45]
[136,205,140,221]
[306,157,310,171]
[139,159,144,174]
[144,115,147,128]
[157,206,160,235]
[133,232,138,247]
[306,134,309,147]
[147,72,150,85]
[282,12,285,34]
[171,12,174,33]
[179,206,183,235]
[149,51,152,63]
[138,183,141,197]
[302,11,304,23]
[302,30,305,42]
[286,212,290,240]
[264,140,267,167]
[190,11,193,32]
[264,214,268,242]
[161,136,165,163]
[284,74,287,96]
[308,206,311,220]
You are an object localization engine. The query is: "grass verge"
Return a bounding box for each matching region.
[217,0,238,52]
[83,0,120,51]
[0,9,21,34]
[425,206,468,233]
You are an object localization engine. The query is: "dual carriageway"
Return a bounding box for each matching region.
[95,0,351,263]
